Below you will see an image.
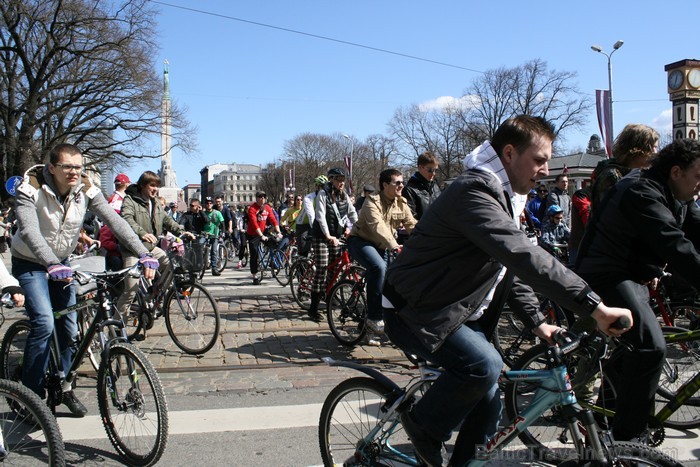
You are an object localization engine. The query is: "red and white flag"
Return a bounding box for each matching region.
[596,89,612,157]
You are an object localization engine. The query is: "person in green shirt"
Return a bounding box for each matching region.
[203,197,224,276]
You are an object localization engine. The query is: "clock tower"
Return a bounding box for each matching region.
[665,59,700,140]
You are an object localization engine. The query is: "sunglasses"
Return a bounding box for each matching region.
[392,181,405,187]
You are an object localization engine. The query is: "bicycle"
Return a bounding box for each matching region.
[0,295,65,466]
[196,232,226,279]
[253,234,289,286]
[288,239,364,311]
[0,264,169,466]
[123,236,221,355]
[504,326,699,460]
[318,325,682,466]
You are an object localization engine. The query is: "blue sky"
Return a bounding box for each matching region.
[126,0,700,185]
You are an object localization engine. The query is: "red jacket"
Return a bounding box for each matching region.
[99,224,121,257]
[246,202,278,237]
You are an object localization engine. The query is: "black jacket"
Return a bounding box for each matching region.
[182,210,208,234]
[577,168,700,285]
[403,172,441,220]
[385,169,599,352]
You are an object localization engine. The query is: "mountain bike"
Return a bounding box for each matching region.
[0,264,169,466]
[254,234,289,286]
[318,325,682,466]
[196,233,226,279]
[504,326,699,460]
[0,295,65,466]
[288,239,364,310]
[123,236,220,355]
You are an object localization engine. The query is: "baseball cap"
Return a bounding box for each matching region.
[204,196,213,203]
[363,184,376,193]
[255,191,267,198]
[114,173,130,184]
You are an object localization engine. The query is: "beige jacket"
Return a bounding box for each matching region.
[350,192,417,250]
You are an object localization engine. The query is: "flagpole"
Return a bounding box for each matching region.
[591,40,624,153]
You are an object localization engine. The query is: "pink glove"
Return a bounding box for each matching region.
[138,254,159,270]
[47,264,73,281]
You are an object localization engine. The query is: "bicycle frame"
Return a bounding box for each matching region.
[653,328,700,424]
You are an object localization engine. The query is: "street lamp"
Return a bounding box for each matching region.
[591,40,624,142]
[342,134,354,193]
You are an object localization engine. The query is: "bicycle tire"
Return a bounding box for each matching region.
[289,258,314,310]
[327,280,367,346]
[662,299,700,330]
[97,342,168,466]
[605,441,683,466]
[655,326,700,429]
[164,281,220,354]
[214,243,227,273]
[78,304,104,372]
[0,378,66,466]
[0,320,31,382]
[273,249,291,286]
[319,377,413,467]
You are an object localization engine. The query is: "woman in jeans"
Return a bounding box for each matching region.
[348,168,416,345]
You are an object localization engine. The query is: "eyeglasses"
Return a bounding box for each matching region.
[295,197,302,201]
[538,190,548,194]
[392,181,405,187]
[54,163,83,173]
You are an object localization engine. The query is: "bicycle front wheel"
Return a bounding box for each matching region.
[214,243,227,273]
[0,320,31,382]
[290,259,314,310]
[319,377,413,467]
[606,441,683,466]
[97,342,168,466]
[0,378,66,466]
[164,281,220,354]
[327,280,367,346]
[273,250,291,286]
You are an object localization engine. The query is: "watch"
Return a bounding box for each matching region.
[668,69,684,90]
[688,69,700,89]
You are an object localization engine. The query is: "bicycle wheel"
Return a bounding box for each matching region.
[78,304,103,372]
[327,280,367,346]
[0,378,66,466]
[605,441,683,466]
[655,326,700,429]
[164,281,220,354]
[97,342,168,466]
[214,243,227,274]
[493,299,576,368]
[290,258,314,310]
[662,299,700,330]
[0,320,31,382]
[319,377,413,467]
[273,250,291,286]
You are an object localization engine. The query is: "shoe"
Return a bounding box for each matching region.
[212,269,221,276]
[236,261,242,269]
[63,391,88,417]
[307,311,323,322]
[400,409,443,467]
[365,319,385,335]
[252,277,261,285]
[365,334,381,347]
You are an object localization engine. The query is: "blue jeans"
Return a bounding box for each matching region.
[208,236,219,269]
[12,257,77,397]
[348,236,385,321]
[384,310,503,464]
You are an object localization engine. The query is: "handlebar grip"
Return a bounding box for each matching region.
[610,316,631,330]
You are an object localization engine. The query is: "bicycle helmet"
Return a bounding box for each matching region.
[545,204,563,217]
[327,167,345,178]
[314,174,329,185]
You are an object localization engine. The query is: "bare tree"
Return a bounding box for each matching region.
[0,0,196,197]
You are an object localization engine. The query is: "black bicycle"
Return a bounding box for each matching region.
[0,263,169,466]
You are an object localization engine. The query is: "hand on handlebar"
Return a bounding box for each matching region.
[47,264,73,282]
[142,233,158,244]
[327,236,339,247]
[532,322,563,345]
[591,303,633,337]
[181,231,195,240]
[138,254,159,280]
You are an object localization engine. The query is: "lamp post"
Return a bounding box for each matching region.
[342,134,354,193]
[591,40,624,141]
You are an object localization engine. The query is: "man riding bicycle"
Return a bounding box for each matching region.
[381,116,632,466]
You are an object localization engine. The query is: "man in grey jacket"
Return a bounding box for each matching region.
[12,143,158,417]
[382,116,632,466]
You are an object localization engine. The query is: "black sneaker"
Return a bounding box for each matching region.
[307,311,323,322]
[252,277,261,285]
[212,269,221,276]
[400,409,443,467]
[63,391,88,417]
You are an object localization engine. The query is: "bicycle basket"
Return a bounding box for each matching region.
[172,241,205,272]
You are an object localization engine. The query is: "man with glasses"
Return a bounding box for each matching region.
[11,143,159,416]
[527,184,549,228]
[403,151,442,220]
[246,192,281,285]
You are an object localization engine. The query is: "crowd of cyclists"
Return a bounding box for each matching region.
[1,116,700,465]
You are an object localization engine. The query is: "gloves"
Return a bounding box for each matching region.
[138,253,159,270]
[47,264,73,281]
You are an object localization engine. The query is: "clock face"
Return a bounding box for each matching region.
[688,69,700,89]
[669,70,684,90]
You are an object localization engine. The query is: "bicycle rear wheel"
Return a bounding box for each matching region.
[327,280,367,346]
[164,281,220,354]
[0,320,31,382]
[97,342,168,466]
[319,377,413,467]
[0,378,66,466]
[289,258,314,310]
[214,243,227,273]
[656,326,700,429]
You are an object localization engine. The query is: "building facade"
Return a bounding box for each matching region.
[200,163,263,207]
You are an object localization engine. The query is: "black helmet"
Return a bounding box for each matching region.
[327,167,346,178]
